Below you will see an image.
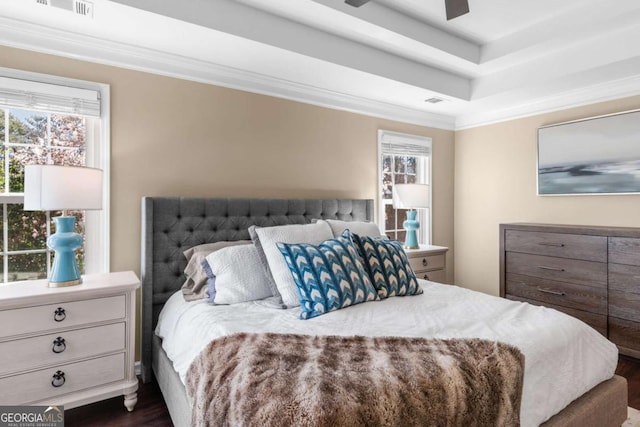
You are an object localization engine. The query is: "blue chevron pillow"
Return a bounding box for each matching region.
[352,233,422,299]
[277,230,379,319]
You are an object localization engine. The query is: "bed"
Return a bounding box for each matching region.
[140,197,628,427]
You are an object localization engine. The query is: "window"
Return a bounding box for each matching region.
[0,70,109,284]
[377,130,431,244]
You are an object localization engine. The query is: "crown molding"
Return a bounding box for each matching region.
[0,16,456,130]
[455,75,640,130]
[3,15,638,133]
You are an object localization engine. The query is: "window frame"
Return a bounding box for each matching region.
[377,130,432,245]
[0,67,110,283]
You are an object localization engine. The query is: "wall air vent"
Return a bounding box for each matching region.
[424,97,444,104]
[35,0,93,18]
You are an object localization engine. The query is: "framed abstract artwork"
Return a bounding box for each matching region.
[537,109,640,195]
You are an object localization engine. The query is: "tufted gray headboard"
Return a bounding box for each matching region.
[140,197,374,382]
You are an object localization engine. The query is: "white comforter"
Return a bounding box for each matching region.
[156,280,617,427]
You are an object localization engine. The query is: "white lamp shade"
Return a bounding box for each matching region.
[392,184,429,209]
[24,165,103,211]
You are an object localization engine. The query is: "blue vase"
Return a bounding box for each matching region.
[403,210,420,249]
[47,216,83,287]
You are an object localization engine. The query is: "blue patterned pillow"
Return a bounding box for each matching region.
[352,233,422,299]
[277,230,379,319]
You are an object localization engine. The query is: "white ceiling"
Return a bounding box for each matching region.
[1,0,639,129]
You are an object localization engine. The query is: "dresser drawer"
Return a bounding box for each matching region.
[0,295,125,339]
[0,353,125,404]
[609,317,640,354]
[417,269,446,283]
[609,237,640,266]
[505,230,607,262]
[505,273,606,315]
[506,252,607,286]
[408,253,445,272]
[506,295,607,336]
[0,323,125,376]
[608,263,640,293]
[609,290,640,323]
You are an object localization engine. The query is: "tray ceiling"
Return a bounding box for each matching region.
[1,0,639,129]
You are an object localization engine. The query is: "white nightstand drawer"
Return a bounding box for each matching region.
[0,295,125,338]
[0,323,125,376]
[408,253,445,272]
[0,353,125,405]
[417,269,446,283]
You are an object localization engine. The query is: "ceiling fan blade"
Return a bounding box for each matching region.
[345,0,371,7]
[445,0,469,20]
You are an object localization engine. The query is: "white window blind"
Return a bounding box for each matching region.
[0,76,101,117]
[381,142,430,157]
[380,132,431,157]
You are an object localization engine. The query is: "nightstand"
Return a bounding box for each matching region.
[405,244,449,283]
[0,271,140,411]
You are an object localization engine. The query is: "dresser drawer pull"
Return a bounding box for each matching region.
[538,242,565,247]
[53,307,66,322]
[421,258,428,267]
[423,274,429,280]
[537,266,565,272]
[51,370,65,388]
[52,337,66,354]
[537,287,566,296]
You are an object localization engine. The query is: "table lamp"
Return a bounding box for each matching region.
[392,183,429,249]
[24,165,103,287]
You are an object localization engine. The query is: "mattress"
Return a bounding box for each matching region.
[155,280,618,427]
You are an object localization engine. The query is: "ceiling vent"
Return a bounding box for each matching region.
[74,0,92,17]
[424,97,444,104]
[35,0,93,18]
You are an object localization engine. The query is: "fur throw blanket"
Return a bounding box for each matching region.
[185,333,525,427]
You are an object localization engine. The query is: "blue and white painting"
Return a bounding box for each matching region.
[538,110,640,195]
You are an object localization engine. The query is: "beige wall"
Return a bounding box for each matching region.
[1,45,455,356]
[454,96,640,296]
[6,43,640,354]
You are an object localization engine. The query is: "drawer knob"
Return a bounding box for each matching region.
[52,337,66,354]
[51,370,65,388]
[53,307,66,322]
[422,258,428,267]
[423,274,429,280]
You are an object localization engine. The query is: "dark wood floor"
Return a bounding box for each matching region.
[65,379,170,427]
[66,356,640,426]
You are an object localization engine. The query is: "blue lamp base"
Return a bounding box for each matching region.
[402,210,420,250]
[47,216,83,287]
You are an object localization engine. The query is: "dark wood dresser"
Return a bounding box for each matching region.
[500,223,640,359]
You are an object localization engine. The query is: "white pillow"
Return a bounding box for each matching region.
[325,219,383,238]
[205,244,272,304]
[181,240,251,301]
[250,221,334,307]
